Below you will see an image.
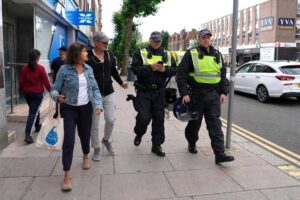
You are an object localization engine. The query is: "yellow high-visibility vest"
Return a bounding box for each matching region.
[140,48,172,67]
[188,48,222,84]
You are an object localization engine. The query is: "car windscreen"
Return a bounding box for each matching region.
[280,65,300,75]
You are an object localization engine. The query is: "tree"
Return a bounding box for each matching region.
[110,11,126,69]
[120,0,165,75]
[110,11,140,70]
[161,31,170,49]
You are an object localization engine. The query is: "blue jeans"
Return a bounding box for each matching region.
[61,102,93,171]
[24,93,43,137]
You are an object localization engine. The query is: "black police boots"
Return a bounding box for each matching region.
[134,136,142,146]
[215,153,235,164]
[151,146,165,157]
[188,143,198,154]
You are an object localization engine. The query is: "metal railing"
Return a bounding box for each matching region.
[5,63,25,114]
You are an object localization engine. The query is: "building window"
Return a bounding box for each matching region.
[248,31,252,43]
[242,10,246,43]
[255,5,260,41]
[298,0,300,16]
[296,19,300,37]
[228,15,231,32]
[248,8,253,43]
[238,12,240,30]
[35,7,56,61]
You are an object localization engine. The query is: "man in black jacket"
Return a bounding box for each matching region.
[177,29,234,164]
[51,46,67,119]
[87,31,128,161]
[131,31,177,157]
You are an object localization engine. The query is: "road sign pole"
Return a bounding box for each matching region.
[226,0,239,149]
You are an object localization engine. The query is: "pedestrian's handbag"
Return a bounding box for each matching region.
[165,77,177,104]
[165,87,177,104]
[36,99,64,151]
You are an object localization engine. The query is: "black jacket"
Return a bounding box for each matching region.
[87,50,123,97]
[131,46,177,89]
[177,45,227,96]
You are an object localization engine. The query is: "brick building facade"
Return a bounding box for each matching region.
[201,0,299,64]
[169,0,300,65]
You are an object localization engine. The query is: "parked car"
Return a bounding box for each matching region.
[230,61,300,103]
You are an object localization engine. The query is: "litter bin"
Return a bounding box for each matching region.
[127,66,136,82]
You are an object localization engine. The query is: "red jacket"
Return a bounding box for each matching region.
[19,64,51,94]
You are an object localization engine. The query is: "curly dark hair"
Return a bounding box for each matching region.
[66,42,87,65]
[27,49,41,71]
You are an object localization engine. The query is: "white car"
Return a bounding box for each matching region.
[231,61,300,103]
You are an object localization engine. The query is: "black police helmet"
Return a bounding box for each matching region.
[173,100,199,122]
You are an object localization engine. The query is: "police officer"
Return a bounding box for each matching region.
[131,31,177,157]
[177,29,234,164]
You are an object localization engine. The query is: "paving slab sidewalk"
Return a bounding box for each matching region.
[1,81,299,200]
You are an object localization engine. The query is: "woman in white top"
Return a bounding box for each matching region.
[51,42,103,192]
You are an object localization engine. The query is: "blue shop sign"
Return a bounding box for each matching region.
[66,11,95,26]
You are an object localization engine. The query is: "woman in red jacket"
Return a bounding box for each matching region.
[20,49,51,144]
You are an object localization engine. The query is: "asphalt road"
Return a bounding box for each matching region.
[221,92,300,155]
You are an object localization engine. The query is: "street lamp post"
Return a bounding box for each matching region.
[226,0,239,149]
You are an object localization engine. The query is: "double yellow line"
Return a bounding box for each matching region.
[221,118,300,167]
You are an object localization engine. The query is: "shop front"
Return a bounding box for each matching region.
[3,0,93,106]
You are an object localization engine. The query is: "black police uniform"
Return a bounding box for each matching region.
[177,45,230,157]
[131,46,177,151]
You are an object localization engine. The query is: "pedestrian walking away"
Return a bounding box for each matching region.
[51,46,67,119]
[176,28,234,164]
[131,31,177,157]
[19,49,51,144]
[87,31,128,161]
[51,42,103,191]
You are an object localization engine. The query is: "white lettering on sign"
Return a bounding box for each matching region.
[79,13,93,24]
[278,18,295,26]
[261,17,274,27]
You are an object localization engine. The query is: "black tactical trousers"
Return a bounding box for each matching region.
[134,88,165,146]
[185,89,225,155]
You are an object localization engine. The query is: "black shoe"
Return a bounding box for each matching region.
[35,124,42,133]
[151,146,166,157]
[134,136,142,146]
[24,136,34,144]
[215,153,235,164]
[53,112,58,119]
[188,144,198,154]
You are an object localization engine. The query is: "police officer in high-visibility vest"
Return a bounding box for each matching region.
[131,31,176,157]
[177,29,234,164]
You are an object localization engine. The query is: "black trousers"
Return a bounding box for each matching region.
[134,88,165,146]
[61,102,93,171]
[24,93,43,137]
[185,89,225,155]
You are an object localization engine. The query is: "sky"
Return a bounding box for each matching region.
[101,0,268,41]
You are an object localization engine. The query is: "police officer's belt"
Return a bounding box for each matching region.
[191,84,220,92]
[134,82,164,91]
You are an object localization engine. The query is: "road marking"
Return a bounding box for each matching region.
[221,119,300,167]
[278,165,296,170]
[221,118,300,160]
[289,171,300,177]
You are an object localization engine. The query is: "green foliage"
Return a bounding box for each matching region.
[136,41,150,49]
[161,30,170,49]
[122,0,165,18]
[109,10,141,68]
[109,11,126,65]
[111,0,165,75]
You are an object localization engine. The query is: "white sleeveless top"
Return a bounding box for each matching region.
[77,73,89,106]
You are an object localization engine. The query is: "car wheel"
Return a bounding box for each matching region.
[256,85,270,103]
